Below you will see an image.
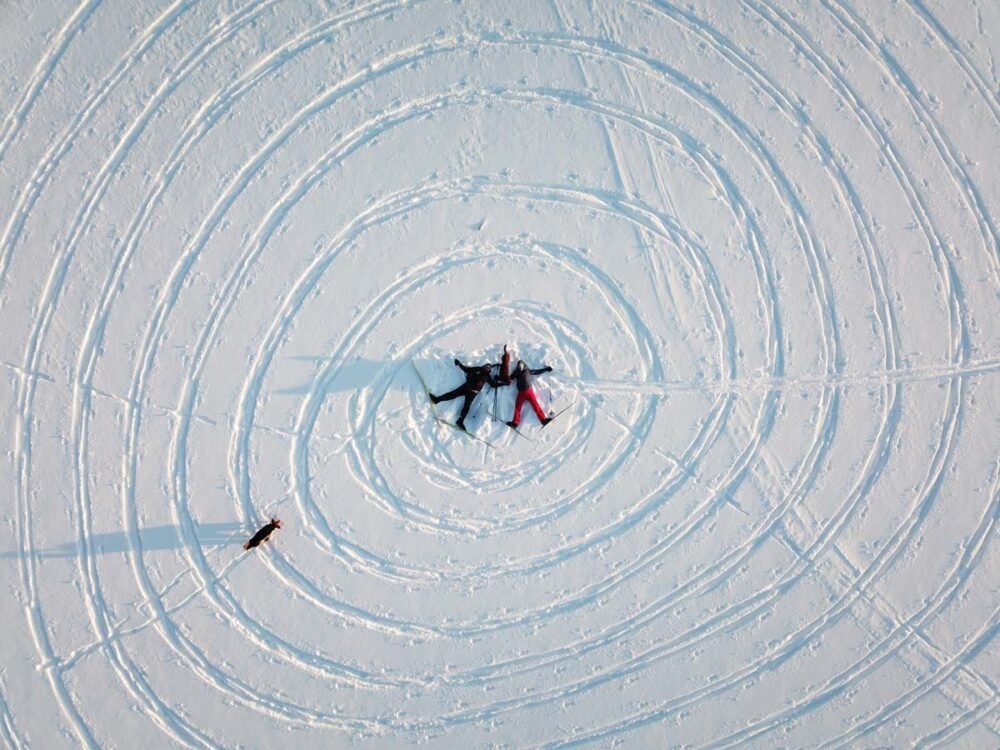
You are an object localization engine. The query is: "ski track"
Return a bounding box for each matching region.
[0,676,23,750]
[1,0,998,746]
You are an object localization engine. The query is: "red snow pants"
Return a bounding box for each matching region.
[512,388,546,426]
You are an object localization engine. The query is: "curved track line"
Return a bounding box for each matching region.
[0,0,102,162]
[5,0,994,745]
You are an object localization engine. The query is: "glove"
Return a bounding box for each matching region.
[454,358,461,367]
[545,366,553,373]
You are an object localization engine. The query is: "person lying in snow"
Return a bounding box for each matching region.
[507,359,553,428]
[244,518,281,550]
[430,358,501,431]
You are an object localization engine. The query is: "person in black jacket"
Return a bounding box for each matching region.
[430,358,499,430]
[507,359,553,428]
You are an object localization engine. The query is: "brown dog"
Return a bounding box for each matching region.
[244,518,281,550]
[497,344,512,385]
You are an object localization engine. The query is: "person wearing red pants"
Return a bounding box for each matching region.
[507,359,554,428]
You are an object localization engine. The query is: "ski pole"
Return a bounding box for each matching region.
[489,364,500,421]
[471,389,485,420]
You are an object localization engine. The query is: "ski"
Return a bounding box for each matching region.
[489,405,534,440]
[541,399,576,428]
[413,361,494,448]
[436,417,495,448]
[504,422,533,440]
[412,361,439,415]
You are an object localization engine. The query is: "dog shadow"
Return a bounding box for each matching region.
[0,522,246,559]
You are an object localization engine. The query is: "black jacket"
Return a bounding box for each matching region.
[512,365,552,391]
[455,360,496,392]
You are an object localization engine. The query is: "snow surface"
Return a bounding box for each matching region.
[1,0,999,747]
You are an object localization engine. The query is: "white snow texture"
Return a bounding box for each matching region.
[1,0,998,748]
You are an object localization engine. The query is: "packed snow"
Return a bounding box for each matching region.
[1,0,998,747]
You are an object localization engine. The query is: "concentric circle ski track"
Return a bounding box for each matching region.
[2,0,998,746]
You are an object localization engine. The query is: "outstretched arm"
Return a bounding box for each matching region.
[530,366,553,375]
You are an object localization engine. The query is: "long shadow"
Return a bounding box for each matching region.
[277,353,543,395]
[275,356,384,395]
[0,522,245,559]
[276,354,526,401]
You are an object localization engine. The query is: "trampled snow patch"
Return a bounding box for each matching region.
[1,0,998,747]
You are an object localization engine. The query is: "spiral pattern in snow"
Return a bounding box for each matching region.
[1,1,998,747]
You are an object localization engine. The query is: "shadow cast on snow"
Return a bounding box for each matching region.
[0,522,246,559]
[275,356,384,396]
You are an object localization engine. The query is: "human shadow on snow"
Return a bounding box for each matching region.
[274,353,552,398]
[274,356,384,396]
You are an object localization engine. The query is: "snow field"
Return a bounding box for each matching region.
[0,0,998,747]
